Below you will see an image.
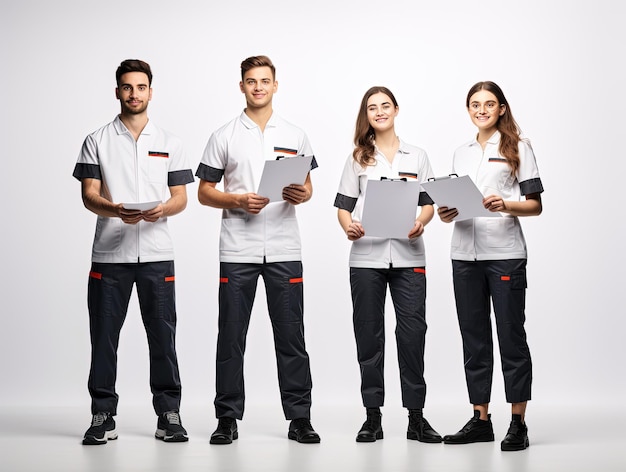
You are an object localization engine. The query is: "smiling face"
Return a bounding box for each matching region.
[467,89,505,135]
[239,66,277,110]
[115,71,152,116]
[366,92,399,133]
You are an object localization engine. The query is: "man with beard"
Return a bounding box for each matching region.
[73,59,194,445]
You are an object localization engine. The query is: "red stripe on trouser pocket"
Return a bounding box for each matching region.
[289,277,303,284]
[501,275,511,281]
[414,268,426,274]
[220,277,228,283]
[165,276,175,282]
[89,271,102,280]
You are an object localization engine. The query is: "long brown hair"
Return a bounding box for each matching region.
[466,81,521,176]
[353,86,399,167]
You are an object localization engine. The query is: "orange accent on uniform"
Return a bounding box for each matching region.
[165,276,175,282]
[289,277,303,284]
[89,271,102,280]
[501,276,511,281]
[220,277,229,283]
[414,268,426,274]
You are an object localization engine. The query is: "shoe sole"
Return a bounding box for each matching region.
[443,436,495,445]
[407,432,442,443]
[356,431,383,442]
[82,430,118,445]
[210,432,238,445]
[501,439,530,451]
[155,430,189,442]
[288,432,321,444]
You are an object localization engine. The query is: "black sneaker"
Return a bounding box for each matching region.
[501,415,529,451]
[155,411,189,442]
[83,412,118,445]
[443,410,494,444]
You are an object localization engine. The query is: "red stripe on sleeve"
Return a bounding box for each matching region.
[414,268,426,274]
[220,277,228,283]
[289,277,303,284]
[501,275,511,281]
[89,271,102,280]
[165,276,175,282]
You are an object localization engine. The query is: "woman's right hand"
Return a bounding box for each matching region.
[346,221,365,241]
[437,206,458,223]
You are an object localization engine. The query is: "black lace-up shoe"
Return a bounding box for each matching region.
[210,417,238,444]
[288,418,321,443]
[82,412,117,445]
[501,414,529,451]
[443,410,494,444]
[407,409,442,443]
[155,411,188,442]
[356,408,383,442]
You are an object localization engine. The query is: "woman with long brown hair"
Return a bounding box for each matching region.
[438,81,544,451]
[334,86,441,443]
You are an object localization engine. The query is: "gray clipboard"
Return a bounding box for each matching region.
[421,175,500,221]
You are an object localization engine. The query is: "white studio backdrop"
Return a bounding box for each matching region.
[1,0,624,415]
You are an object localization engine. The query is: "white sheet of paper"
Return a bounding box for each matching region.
[122,201,161,211]
[257,155,313,202]
[420,175,500,221]
[360,179,422,239]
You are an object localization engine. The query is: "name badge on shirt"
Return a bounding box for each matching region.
[148,151,169,158]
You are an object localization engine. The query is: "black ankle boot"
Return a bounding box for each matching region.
[443,410,494,444]
[501,414,529,451]
[407,409,442,443]
[356,408,383,442]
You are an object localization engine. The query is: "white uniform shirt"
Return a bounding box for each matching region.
[450,131,544,261]
[73,116,194,263]
[196,111,317,264]
[334,140,434,269]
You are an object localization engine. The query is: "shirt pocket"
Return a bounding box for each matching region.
[351,238,373,255]
[484,218,516,248]
[146,154,169,184]
[451,220,471,249]
[151,221,174,252]
[407,237,424,255]
[220,218,247,253]
[93,218,122,253]
[272,217,301,251]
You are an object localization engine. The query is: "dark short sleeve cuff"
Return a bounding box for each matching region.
[334,193,357,212]
[310,155,319,171]
[195,163,224,182]
[72,163,101,181]
[168,169,194,186]
[418,191,434,206]
[520,177,544,196]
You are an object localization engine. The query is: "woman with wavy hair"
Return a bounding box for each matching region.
[334,86,441,444]
[438,81,544,451]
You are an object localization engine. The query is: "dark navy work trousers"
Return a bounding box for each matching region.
[350,266,428,410]
[452,259,532,404]
[87,261,182,416]
[214,261,312,420]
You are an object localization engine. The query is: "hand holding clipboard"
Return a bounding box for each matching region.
[420,175,501,221]
[257,155,313,202]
